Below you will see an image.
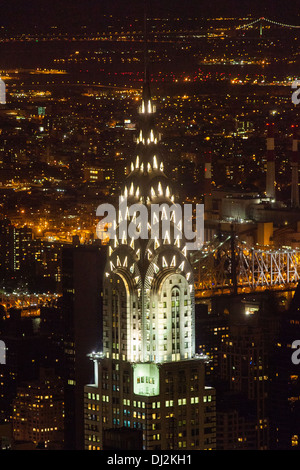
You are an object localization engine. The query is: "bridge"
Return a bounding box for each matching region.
[236,17,300,36]
[192,234,300,298]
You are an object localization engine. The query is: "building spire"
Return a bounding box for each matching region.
[143,0,151,102]
[119,3,175,207]
[96,1,196,368]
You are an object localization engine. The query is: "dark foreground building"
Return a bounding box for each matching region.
[61,243,105,450]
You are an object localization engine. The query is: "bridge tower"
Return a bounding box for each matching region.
[259,18,264,36]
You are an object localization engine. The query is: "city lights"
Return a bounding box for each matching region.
[0,0,299,454]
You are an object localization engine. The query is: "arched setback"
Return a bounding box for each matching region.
[148,272,194,363]
[103,268,142,363]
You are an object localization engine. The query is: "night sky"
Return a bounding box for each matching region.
[0,0,298,31]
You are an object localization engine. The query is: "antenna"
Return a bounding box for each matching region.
[142,0,151,100]
[143,0,148,81]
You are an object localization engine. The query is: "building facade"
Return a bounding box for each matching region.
[12,368,64,448]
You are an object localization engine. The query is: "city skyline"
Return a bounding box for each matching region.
[0,1,300,453]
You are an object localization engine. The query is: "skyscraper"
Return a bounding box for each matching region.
[62,244,105,450]
[84,65,216,451]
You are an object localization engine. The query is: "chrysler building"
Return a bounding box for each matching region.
[84,65,216,450]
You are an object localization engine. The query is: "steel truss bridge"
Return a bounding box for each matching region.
[192,235,300,298]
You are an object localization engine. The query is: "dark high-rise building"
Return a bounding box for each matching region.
[268,283,300,450]
[0,219,13,276]
[61,243,105,450]
[0,219,33,279]
[0,312,50,425]
[27,239,64,292]
[12,367,64,449]
[197,292,280,450]
[13,226,33,273]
